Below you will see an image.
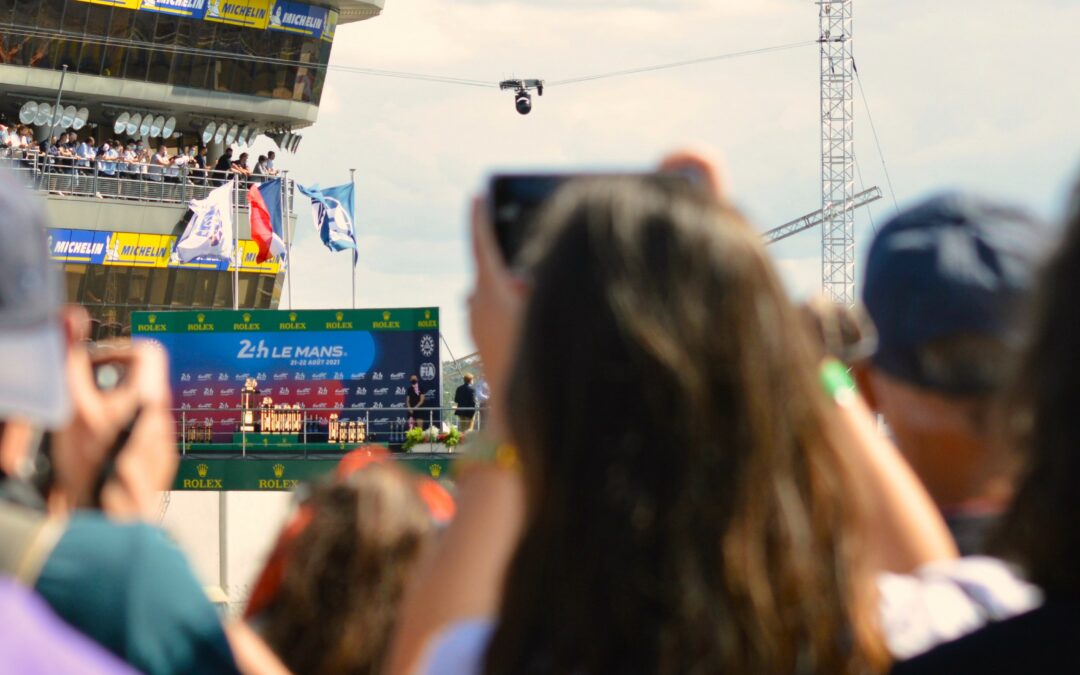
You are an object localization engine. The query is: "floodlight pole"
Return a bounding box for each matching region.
[233,178,240,310]
[49,65,68,140]
[349,167,356,310]
[282,170,293,310]
[819,0,856,305]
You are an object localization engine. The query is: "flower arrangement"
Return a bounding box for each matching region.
[402,425,463,451]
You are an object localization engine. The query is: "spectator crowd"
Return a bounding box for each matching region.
[0,145,1079,675]
[0,120,280,189]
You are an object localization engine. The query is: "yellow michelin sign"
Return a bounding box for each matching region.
[205,0,272,29]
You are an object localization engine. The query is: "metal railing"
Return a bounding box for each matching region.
[0,148,293,209]
[175,406,484,457]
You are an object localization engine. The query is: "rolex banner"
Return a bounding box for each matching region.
[132,308,441,444]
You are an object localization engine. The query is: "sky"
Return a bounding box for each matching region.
[248,0,1080,358]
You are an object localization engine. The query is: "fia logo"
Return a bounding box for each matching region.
[419,363,437,381]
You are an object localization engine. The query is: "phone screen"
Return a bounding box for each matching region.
[489,174,571,266]
[489,172,695,265]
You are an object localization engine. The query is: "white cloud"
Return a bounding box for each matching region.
[277,0,1080,356]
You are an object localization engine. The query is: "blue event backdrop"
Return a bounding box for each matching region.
[131,308,442,443]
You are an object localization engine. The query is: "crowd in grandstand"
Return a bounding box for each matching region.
[1,148,1079,674]
[0,121,279,188]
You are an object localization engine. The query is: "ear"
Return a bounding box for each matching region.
[851,361,879,411]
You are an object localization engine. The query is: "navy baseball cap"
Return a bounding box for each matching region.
[862,192,1050,395]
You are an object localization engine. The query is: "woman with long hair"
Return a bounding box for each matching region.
[388,155,955,675]
[247,450,449,675]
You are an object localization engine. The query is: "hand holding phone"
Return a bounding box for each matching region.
[49,309,177,517]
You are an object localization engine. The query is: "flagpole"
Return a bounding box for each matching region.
[233,177,240,310]
[282,171,293,310]
[349,167,356,310]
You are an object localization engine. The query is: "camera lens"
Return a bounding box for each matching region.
[94,362,123,390]
[515,92,532,115]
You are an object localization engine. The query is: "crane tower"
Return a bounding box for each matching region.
[819,0,856,304]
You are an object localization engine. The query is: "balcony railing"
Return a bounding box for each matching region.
[0,148,294,210]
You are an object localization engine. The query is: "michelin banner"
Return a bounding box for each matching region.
[133,308,442,443]
[47,228,281,274]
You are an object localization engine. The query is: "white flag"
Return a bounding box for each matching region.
[173,180,235,263]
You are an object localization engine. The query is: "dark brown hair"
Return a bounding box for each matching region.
[259,464,433,675]
[485,177,883,674]
[991,186,1080,593]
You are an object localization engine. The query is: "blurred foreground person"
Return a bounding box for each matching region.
[893,187,1080,673]
[390,160,959,675]
[246,447,451,675]
[856,194,1049,554]
[0,171,240,675]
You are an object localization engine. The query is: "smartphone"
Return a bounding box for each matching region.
[488,171,698,265]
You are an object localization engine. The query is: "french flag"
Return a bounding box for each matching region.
[248,178,287,263]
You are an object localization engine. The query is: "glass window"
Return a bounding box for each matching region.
[147,13,176,84]
[102,7,132,77]
[126,267,152,306]
[103,266,128,305]
[124,11,156,81]
[64,264,85,302]
[192,270,218,306]
[61,1,89,34]
[212,273,232,308]
[237,274,255,308]
[254,274,275,308]
[0,0,16,26]
[80,6,109,74]
[169,269,196,306]
[147,268,169,306]
[83,265,107,304]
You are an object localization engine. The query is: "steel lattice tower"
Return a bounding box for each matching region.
[818,0,855,305]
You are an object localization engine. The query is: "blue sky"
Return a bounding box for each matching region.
[246,0,1080,356]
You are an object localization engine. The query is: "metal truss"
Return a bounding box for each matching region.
[764,186,880,245]
[819,0,856,304]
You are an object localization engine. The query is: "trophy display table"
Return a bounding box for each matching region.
[231,433,301,446]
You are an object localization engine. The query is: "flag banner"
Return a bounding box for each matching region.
[249,178,287,264]
[174,180,235,263]
[297,181,357,262]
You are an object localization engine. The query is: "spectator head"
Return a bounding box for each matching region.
[238,152,248,163]
[993,183,1080,595]
[250,449,444,675]
[86,137,95,146]
[490,176,884,672]
[463,373,473,384]
[257,155,267,164]
[855,192,1050,508]
[0,173,71,476]
[409,375,418,384]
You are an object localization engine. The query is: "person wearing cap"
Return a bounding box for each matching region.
[854,192,1051,556]
[0,171,241,674]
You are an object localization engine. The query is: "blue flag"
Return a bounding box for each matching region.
[297,181,357,264]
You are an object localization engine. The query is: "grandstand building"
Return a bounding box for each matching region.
[0,0,383,339]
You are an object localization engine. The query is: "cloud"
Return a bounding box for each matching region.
[278,0,1080,356]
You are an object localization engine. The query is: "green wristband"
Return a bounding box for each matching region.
[820,359,856,401]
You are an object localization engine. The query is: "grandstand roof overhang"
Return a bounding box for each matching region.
[330,0,385,25]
